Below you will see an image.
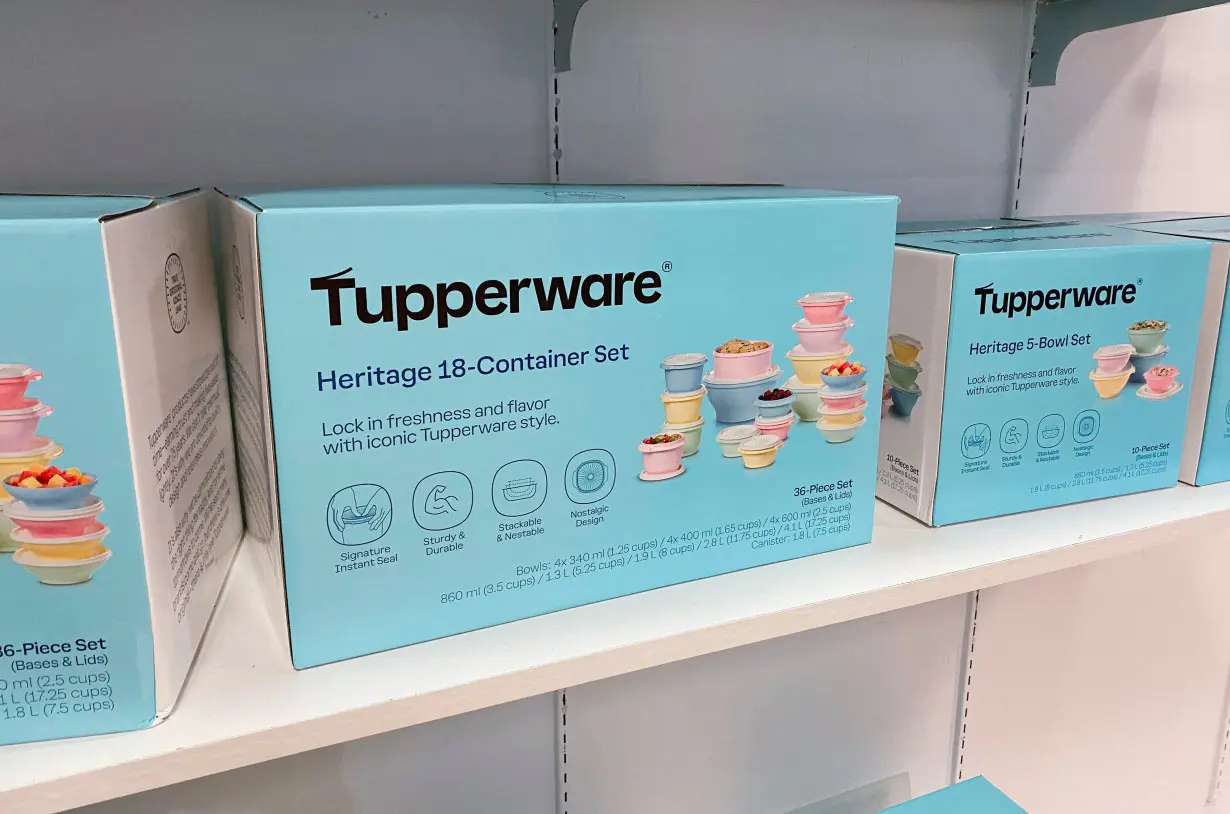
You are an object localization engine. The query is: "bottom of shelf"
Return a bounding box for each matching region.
[3,483,1228,813]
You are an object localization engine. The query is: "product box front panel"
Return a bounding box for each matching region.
[235,186,898,668]
[0,194,242,745]
[881,777,1026,813]
[882,225,1209,526]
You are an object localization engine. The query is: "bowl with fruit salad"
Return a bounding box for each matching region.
[3,465,98,511]
[819,360,867,391]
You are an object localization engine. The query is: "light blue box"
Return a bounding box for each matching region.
[218,185,898,668]
[0,193,243,745]
[881,777,1026,813]
[877,222,1210,526]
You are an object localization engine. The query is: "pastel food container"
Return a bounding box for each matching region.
[0,365,42,410]
[716,425,759,457]
[785,376,822,422]
[5,496,104,538]
[13,548,112,586]
[661,418,705,457]
[754,413,795,442]
[1127,321,1169,355]
[1092,343,1135,374]
[12,523,110,560]
[660,387,705,424]
[818,417,867,444]
[819,366,868,391]
[738,434,781,469]
[787,345,853,385]
[889,382,921,417]
[704,367,782,424]
[888,334,923,366]
[881,396,892,418]
[792,317,854,354]
[0,437,63,500]
[818,401,867,427]
[0,400,53,453]
[818,382,868,410]
[755,392,795,419]
[3,473,99,511]
[797,292,852,325]
[1128,345,1168,384]
[885,354,921,389]
[661,353,707,394]
[0,510,18,553]
[638,434,685,478]
[1089,367,1131,398]
[712,341,773,381]
[1143,365,1179,394]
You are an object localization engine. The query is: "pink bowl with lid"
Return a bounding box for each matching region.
[797,292,853,325]
[793,318,854,354]
[0,365,42,410]
[0,399,53,453]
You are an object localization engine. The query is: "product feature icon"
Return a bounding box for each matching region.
[412,471,473,531]
[961,423,991,459]
[327,483,392,546]
[1073,409,1101,444]
[1037,414,1065,449]
[565,449,616,504]
[998,418,1028,454]
[492,460,547,517]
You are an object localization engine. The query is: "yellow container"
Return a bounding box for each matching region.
[738,435,781,469]
[20,541,108,560]
[787,347,853,385]
[1089,368,1131,399]
[889,334,923,366]
[0,503,17,553]
[660,387,705,424]
[0,440,64,500]
[818,401,867,426]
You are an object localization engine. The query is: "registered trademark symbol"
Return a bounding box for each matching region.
[1137,278,1143,285]
[662,261,673,272]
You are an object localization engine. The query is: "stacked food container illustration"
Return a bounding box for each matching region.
[0,364,109,585]
[885,333,924,417]
[786,294,871,444]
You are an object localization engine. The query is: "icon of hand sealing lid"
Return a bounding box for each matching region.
[329,483,391,544]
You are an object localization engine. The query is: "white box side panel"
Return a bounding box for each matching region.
[958,535,1230,813]
[0,0,551,191]
[1181,244,1230,484]
[557,0,1031,220]
[562,596,967,814]
[71,694,557,814]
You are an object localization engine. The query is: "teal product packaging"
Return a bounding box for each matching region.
[877,222,1210,526]
[881,777,1026,813]
[216,185,898,668]
[0,193,243,745]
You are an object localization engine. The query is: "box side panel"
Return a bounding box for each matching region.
[256,196,897,668]
[101,193,244,715]
[933,243,1210,525]
[217,196,290,643]
[1192,245,1230,484]
[875,248,953,524]
[0,220,155,744]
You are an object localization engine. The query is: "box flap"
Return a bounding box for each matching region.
[897,223,1200,255]
[1130,215,1230,242]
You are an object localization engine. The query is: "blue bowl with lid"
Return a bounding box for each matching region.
[661,353,708,394]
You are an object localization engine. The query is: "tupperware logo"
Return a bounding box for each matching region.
[310,266,664,329]
[974,282,1137,319]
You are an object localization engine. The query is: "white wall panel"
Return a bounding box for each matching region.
[557,0,1031,219]
[561,596,968,814]
[72,694,557,814]
[958,536,1230,814]
[1016,5,1230,215]
[0,0,551,192]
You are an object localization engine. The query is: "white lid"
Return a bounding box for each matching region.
[738,434,781,452]
[1089,367,1130,380]
[0,436,59,460]
[1132,343,1169,358]
[0,364,34,381]
[663,353,707,367]
[818,417,867,431]
[793,317,854,333]
[1093,344,1135,359]
[889,333,922,349]
[888,380,921,394]
[755,413,796,427]
[661,417,705,431]
[704,365,782,386]
[784,375,821,392]
[0,400,49,417]
[819,400,867,416]
[717,425,760,442]
[660,387,705,401]
[799,292,850,304]
[786,344,854,360]
[817,383,869,400]
[4,496,103,521]
[10,523,109,546]
[13,548,111,567]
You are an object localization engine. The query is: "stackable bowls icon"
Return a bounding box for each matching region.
[0,437,64,552]
[797,292,853,325]
[704,366,783,424]
[0,399,53,453]
[0,365,42,410]
[738,434,782,469]
[1128,345,1169,384]
[716,425,759,458]
[660,418,705,457]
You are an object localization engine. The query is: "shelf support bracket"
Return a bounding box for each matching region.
[554,0,593,72]
[1031,0,1230,86]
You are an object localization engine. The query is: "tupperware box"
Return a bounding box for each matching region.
[877,221,1209,526]
[880,777,1025,813]
[0,192,243,745]
[216,184,897,668]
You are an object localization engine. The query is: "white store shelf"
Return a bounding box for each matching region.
[3,483,1229,814]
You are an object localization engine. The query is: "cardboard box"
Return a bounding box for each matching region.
[881,777,1025,813]
[217,185,897,668]
[0,192,243,744]
[877,222,1209,526]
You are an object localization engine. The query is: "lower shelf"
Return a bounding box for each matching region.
[3,483,1228,814]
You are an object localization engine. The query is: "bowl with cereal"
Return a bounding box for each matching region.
[712,339,773,381]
